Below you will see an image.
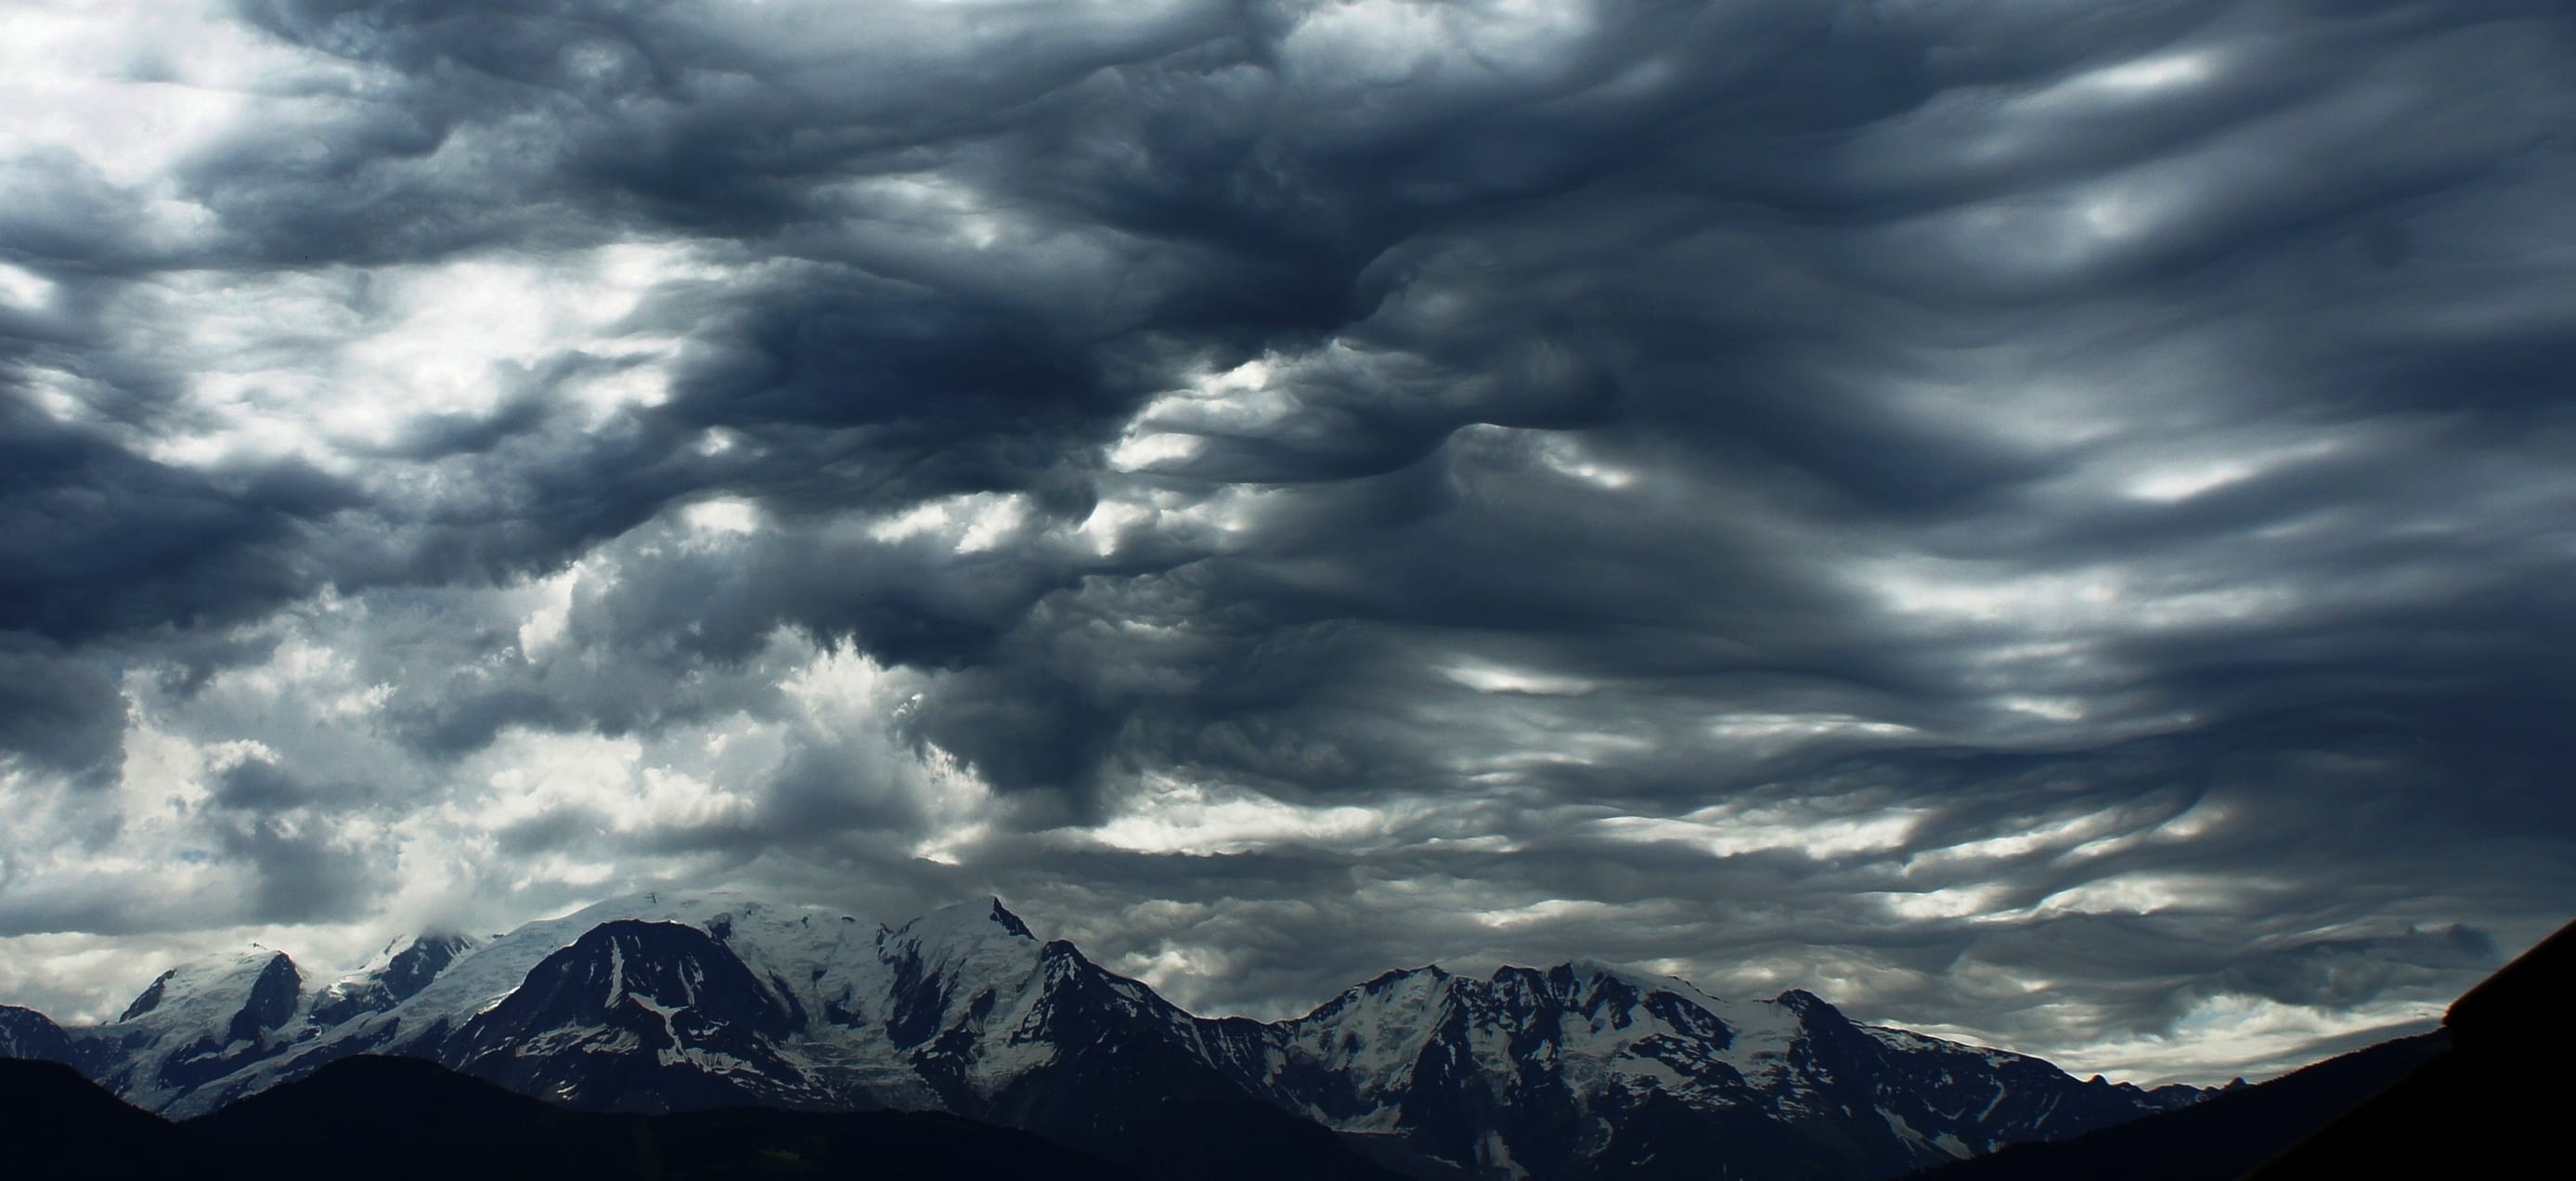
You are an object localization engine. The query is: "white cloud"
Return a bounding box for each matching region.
[1087,773,1396,856]
[1593,801,1927,862]
[0,0,294,185]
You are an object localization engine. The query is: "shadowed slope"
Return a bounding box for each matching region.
[158,1057,1128,1181]
[184,1055,1140,1180]
[0,1058,202,1178]
[1915,1033,2446,1181]
[2246,918,2576,1178]
[1926,916,2576,1181]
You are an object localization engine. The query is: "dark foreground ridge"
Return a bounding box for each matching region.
[5,1053,1140,1180]
[0,1058,197,1178]
[1926,916,2576,1181]
[1916,1033,2446,1181]
[2246,915,2576,1178]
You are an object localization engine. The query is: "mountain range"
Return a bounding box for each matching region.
[0,891,2212,1180]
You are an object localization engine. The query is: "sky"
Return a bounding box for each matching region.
[0,0,2571,1087]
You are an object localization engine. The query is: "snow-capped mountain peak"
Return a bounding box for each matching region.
[310,933,478,1027]
[883,897,1039,961]
[114,948,295,1026]
[439,918,816,1111]
[83,946,308,1110]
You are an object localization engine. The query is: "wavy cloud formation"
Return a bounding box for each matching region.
[2,0,2571,1084]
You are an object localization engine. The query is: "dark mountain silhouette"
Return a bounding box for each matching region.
[2246,917,2576,1178]
[0,1005,75,1064]
[1923,915,2576,1181]
[1913,1032,2447,1181]
[0,1058,201,1178]
[190,1054,1143,1180]
[0,1052,1143,1180]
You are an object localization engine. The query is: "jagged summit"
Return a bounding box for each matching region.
[988,897,1034,939]
[441,919,815,1112]
[115,948,296,1024]
[312,933,479,1027]
[888,895,1039,946]
[118,970,174,1022]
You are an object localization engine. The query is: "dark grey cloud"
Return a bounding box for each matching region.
[2215,925,2498,1011]
[0,0,2570,1076]
[0,402,354,644]
[0,637,128,785]
[206,809,383,926]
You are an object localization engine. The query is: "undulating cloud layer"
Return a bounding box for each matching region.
[3,0,2572,1084]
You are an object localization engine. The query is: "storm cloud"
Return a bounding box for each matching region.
[1,0,2571,1084]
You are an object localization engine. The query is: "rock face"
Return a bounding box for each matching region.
[308,934,477,1027]
[441,920,813,1112]
[0,892,2207,1180]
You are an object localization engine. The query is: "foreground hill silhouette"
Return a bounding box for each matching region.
[2246,916,2576,1178]
[1914,1033,2445,1180]
[1924,916,2576,1180]
[0,1058,197,1178]
[1,1054,1140,1179]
